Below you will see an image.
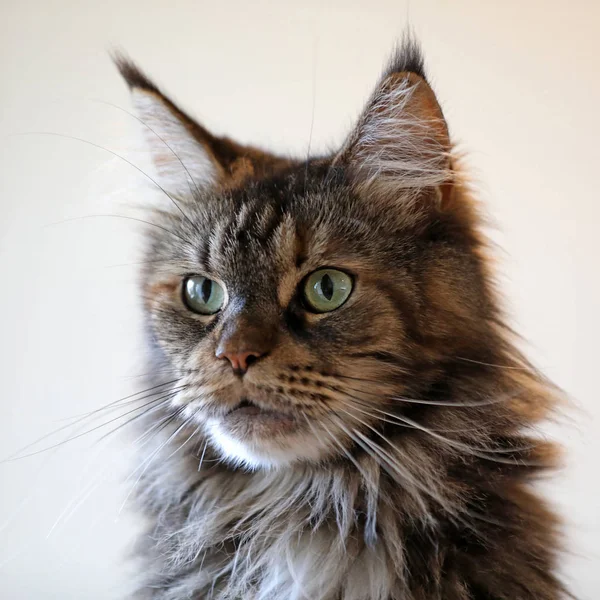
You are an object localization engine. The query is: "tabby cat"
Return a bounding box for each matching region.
[115,38,568,599]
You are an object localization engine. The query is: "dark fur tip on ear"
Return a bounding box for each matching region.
[111,50,160,94]
[384,34,426,80]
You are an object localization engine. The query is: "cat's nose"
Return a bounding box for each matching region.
[216,313,277,376]
[216,349,265,376]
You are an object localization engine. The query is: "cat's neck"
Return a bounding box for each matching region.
[134,424,483,599]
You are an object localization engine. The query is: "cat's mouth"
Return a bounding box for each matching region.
[222,398,298,433]
[227,398,267,416]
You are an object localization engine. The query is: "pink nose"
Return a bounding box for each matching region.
[217,350,264,375]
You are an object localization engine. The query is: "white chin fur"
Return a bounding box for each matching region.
[206,419,329,470]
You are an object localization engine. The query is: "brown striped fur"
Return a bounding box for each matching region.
[115,37,570,600]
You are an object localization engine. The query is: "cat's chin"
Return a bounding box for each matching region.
[206,407,330,469]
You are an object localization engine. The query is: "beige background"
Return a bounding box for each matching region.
[1,0,598,597]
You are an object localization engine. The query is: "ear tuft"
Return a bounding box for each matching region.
[113,53,222,196]
[112,51,161,94]
[113,52,294,199]
[337,38,452,197]
[383,34,427,80]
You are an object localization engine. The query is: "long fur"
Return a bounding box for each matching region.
[115,38,569,600]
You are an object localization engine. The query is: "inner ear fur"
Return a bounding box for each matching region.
[336,44,453,201]
[114,54,294,193]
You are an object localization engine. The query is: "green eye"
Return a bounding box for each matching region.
[303,269,353,313]
[183,276,225,315]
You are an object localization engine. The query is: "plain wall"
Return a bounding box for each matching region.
[1,0,598,597]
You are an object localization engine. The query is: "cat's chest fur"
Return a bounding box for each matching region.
[132,409,564,600]
[134,428,428,600]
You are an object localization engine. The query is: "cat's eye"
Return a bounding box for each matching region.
[183,276,225,315]
[303,269,353,313]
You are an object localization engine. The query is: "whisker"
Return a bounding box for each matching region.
[304,415,376,490]
[124,366,197,380]
[18,131,199,238]
[328,386,471,435]
[327,413,436,515]
[379,410,539,465]
[329,373,400,386]
[346,398,539,464]
[330,398,532,533]
[46,464,110,539]
[337,392,494,435]
[346,419,508,534]
[119,406,190,513]
[2,380,182,461]
[0,410,118,538]
[93,99,204,199]
[336,373,526,409]
[2,391,181,462]
[197,440,209,472]
[66,379,181,421]
[454,356,532,371]
[303,36,318,194]
[96,391,182,445]
[331,370,527,409]
[49,213,189,244]
[387,393,520,408]
[164,414,203,460]
[104,258,187,269]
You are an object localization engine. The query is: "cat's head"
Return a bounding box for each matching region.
[117,41,498,470]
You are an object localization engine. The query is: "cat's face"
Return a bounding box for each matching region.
[143,171,427,468]
[119,52,490,469]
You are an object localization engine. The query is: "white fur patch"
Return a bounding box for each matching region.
[207,418,332,470]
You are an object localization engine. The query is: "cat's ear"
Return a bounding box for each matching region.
[336,40,452,198]
[114,55,291,197]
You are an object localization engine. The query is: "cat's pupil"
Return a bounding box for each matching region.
[321,274,334,301]
[201,279,212,303]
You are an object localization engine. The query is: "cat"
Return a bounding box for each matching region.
[115,37,569,599]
